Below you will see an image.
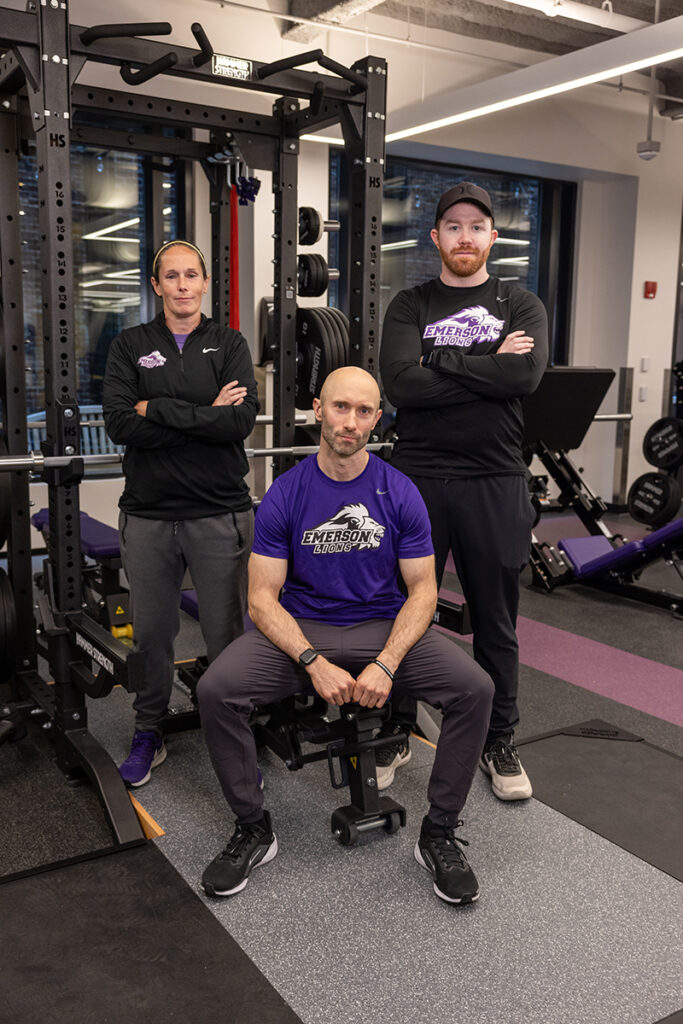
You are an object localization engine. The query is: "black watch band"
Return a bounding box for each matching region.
[298,648,318,668]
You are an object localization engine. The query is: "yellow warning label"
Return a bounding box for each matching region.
[350,756,357,770]
[115,605,125,615]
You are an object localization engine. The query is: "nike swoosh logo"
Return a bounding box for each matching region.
[376,489,389,495]
[496,296,509,302]
[202,346,219,353]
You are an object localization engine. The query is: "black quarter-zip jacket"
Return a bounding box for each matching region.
[380,276,548,478]
[103,312,259,519]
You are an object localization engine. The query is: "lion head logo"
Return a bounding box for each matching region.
[301,503,385,553]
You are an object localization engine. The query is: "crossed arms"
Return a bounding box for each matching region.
[247,552,438,709]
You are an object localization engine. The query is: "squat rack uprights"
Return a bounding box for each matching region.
[0,0,386,845]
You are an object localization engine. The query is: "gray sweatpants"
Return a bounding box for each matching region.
[119,509,254,731]
[197,618,493,827]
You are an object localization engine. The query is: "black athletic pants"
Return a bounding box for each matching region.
[390,474,535,743]
[197,619,493,827]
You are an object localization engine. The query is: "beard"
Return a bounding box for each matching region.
[320,419,371,457]
[438,239,493,279]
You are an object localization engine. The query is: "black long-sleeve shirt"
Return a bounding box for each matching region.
[103,312,259,519]
[380,275,548,477]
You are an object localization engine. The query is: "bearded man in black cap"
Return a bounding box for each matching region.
[378,181,548,802]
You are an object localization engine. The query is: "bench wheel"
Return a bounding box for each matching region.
[338,822,359,846]
[384,811,402,835]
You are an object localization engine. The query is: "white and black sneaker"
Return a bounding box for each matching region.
[480,734,532,801]
[375,727,411,790]
[202,811,278,897]
[414,816,479,905]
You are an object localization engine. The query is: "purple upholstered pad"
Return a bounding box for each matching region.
[558,535,646,578]
[31,508,120,559]
[180,589,199,619]
[179,590,255,633]
[641,516,683,550]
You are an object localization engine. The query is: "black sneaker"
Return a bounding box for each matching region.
[202,811,278,897]
[375,727,411,791]
[414,817,479,904]
[480,734,532,801]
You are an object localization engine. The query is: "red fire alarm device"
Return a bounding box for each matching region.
[644,281,657,299]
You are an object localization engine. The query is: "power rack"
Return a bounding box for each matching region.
[0,1,387,845]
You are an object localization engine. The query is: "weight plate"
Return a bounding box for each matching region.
[627,471,682,528]
[295,307,335,409]
[326,306,350,364]
[297,255,312,297]
[317,308,344,373]
[328,307,346,371]
[0,436,10,549]
[642,417,683,470]
[258,297,275,364]
[310,254,324,297]
[0,567,17,683]
[309,307,337,393]
[315,253,329,295]
[298,206,322,246]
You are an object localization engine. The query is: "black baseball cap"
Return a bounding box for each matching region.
[435,182,494,225]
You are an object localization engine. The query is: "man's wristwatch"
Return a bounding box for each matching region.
[298,648,319,668]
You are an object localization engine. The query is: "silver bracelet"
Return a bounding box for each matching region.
[373,658,394,682]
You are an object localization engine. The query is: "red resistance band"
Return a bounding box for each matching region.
[229,183,240,330]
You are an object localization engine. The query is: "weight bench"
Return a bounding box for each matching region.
[556,517,683,612]
[31,508,132,635]
[179,588,407,844]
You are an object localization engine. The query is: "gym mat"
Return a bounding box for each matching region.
[0,713,117,880]
[517,719,683,882]
[2,841,303,1024]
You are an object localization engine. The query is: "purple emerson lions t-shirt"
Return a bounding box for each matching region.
[252,453,434,626]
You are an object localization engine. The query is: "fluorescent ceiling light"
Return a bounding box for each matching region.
[491,256,530,264]
[494,238,531,246]
[386,16,683,142]
[381,239,419,251]
[501,0,646,32]
[104,269,140,280]
[82,217,140,240]
[300,133,344,146]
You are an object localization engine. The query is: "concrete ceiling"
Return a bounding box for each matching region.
[281,0,683,115]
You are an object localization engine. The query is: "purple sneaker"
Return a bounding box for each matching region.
[119,729,167,787]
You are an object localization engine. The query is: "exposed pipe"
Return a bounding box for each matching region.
[203,0,526,66]
[499,0,648,33]
[203,0,683,112]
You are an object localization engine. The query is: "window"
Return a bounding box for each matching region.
[19,136,181,416]
[329,152,575,364]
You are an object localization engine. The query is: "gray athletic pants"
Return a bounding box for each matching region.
[197,618,493,827]
[119,509,254,731]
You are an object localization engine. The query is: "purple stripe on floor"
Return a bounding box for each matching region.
[438,584,683,728]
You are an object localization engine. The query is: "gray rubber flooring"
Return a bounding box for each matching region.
[86,662,683,1024]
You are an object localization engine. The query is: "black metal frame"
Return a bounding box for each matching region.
[0,3,387,845]
[253,698,406,844]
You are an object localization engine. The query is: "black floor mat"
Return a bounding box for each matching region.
[0,715,116,879]
[518,719,683,883]
[2,841,303,1024]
